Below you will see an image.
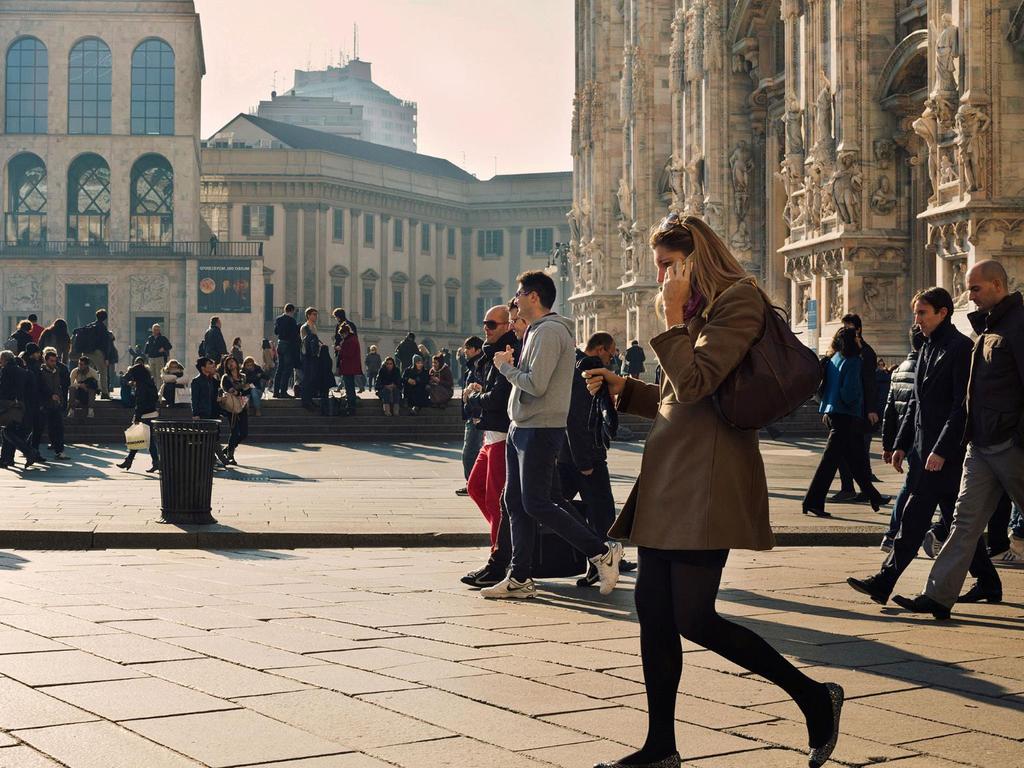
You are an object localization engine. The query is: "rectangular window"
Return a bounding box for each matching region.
[420,223,431,253]
[446,295,457,325]
[241,205,274,237]
[392,289,404,322]
[332,209,344,241]
[476,295,500,324]
[526,227,554,255]
[477,229,504,257]
[363,285,375,319]
[393,219,404,249]
[332,284,344,311]
[447,228,456,257]
[420,292,431,323]
[264,283,274,322]
[364,213,375,246]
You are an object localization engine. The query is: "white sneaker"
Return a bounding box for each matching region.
[591,541,624,596]
[993,541,1024,565]
[921,530,941,559]
[480,576,536,599]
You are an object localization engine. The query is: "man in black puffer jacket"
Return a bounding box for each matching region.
[878,327,925,551]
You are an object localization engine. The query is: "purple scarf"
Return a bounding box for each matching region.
[683,286,707,322]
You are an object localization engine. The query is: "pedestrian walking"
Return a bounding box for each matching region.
[202,317,228,364]
[401,356,430,415]
[624,339,646,379]
[832,313,881,502]
[456,336,485,497]
[20,344,46,458]
[847,287,998,607]
[0,350,40,468]
[143,323,173,383]
[220,356,251,466]
[273,304,300,398]
[481,270,623,600]
[116,358,160,473]
[75,309,112,398]
[894,261,1024,619]
[803,328,885,517]
[584,214,843,768]
[38,348,69,459]
[364,345,382,390]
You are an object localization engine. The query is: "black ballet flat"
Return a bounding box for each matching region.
[802,507,832,518]
[808,682,844,767]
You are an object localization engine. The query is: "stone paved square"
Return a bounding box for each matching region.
[0,547,1019,767]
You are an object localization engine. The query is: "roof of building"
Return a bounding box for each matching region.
[487,172,572,182]
[213,114,475,182]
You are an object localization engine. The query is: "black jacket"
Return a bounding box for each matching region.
[859,339,878,418]
[124,365,159,418]
[0,362,26,402]
[143,334,173,359]
[895,321,973,470]
[203,326,228,361]
[10,329,32,353]
[21,359,41,410]
[466,330,520,433]
[882,351,917,452]
[38,362,70,410]
[375,365,402,393]
[191,374,220,419]
[395,338,419,369]
[560,350,605,471]
[624,344,646,374]
[274,313,300,345]
[965,291,1024,448]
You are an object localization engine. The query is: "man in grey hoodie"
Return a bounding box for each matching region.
[481,270,623,599]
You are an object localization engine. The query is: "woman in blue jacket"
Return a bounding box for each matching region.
[803,328,884,517]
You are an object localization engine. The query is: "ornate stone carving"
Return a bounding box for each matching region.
[780,0,802,20]
[685,0,705,82]
[669,7,686,88]
[130,274,169,311]
[912,99,940,202]
[730,219,752,254]
[660,154,685,210]
[632,48,647,108]
[683,150,704,214]
[939,151,957,184]
[826,278,844,321]
[955,104,991,192]
[704,0,723,72]
[567,205,581,244]
[870,175,896,215]
[796,282,811,324]
[932,13,960,96]
[783,100,804,155]
[616,177,632,222]
[873,138,896,170]
[862,277,900,321]
[829,152,862,228]
[813,69,834,162]
[787,254,813,282]
[951,259,969,306]
[5,274,43,311]
[729,141,754,220]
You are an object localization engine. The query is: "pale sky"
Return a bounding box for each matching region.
[194,0,575,179]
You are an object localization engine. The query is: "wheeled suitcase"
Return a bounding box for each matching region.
[531,499,589,579]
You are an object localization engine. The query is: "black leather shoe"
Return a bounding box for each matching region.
[846,576,890,605]
[829,490,857,503]
[460,566,505,588]
[956,582,1002,604]
[619,559,638,573]
[803,506,832,518]
[892,593,951,620]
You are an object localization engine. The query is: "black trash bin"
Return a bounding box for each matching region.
[152,419,220,524]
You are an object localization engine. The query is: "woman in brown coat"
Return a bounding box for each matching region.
[586,215,843,768]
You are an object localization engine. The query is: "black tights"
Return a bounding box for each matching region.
[624,548,831,764]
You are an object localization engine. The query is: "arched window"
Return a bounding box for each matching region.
[5,154,47,244]
[131,39,174,135]
[130,154,173,243]
[5,37,48,134]
[68,38,112,135]
[67,154,111,244]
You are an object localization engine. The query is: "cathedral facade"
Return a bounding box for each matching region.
[572,0,1024,358]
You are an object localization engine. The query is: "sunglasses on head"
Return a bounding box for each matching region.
[657,212,689,233]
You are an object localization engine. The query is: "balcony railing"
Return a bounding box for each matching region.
[0,240,264,259]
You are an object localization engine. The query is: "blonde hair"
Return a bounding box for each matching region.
[649,215,753,318]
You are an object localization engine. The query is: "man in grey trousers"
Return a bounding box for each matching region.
[894,260,1024,619]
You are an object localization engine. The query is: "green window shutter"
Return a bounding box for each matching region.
[477,231,485,257]
[241,206,251,236]
[265,205,274,236]
[497,232,504,257]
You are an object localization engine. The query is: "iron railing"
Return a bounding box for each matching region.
[0,240,263,259]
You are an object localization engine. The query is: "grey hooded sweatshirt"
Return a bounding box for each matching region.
[498,313,576,428]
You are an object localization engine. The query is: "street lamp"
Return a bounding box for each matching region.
[547,241,571,316]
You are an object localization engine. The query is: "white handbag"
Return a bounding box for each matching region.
[124,422,151,451]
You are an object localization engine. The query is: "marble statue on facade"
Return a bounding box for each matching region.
[870,175,897,215]
[567,205,581,243]
[952,259,969,306]
[955,104,991,192]
[729,141,754,219]
[912,99,941,201]
[830,153,862,228]
[616,177,633,222]
[932,14,960,96]
[813,70,834,160]
[783,100,804,154]
[940,153,957,184]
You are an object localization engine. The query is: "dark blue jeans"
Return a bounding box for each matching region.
[462,421,483,481]
[274,342,297,395]
[558,459,616,539]
[886,450,920,539]
[505,426,606,581]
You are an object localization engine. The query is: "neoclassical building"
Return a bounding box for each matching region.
[573,0,1024,356]
[0,0,266,354]
[202,114,571,355]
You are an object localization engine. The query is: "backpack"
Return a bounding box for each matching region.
[714,289,822,430]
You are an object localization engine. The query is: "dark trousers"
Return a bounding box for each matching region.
[301,358,318,407]
[0,423,33,464]
[875,458,996,595]
[124,415,160,466]
[985,494,1015,554]
[804,414,880,511]
[505,426,606,581]
[558,458,616,539]
[886,450,918,539]
[44,406,64,453]
[26,407,44,452]
[274,343,298,395]
[227,410,249,453]
[839,432,874,491]
[462,421,484,481]
[342,375,357,413]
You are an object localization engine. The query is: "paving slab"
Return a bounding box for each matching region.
[13,720,204,768]
[41,677,238,721]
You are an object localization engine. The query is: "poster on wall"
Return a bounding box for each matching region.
[197,260,251,313]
